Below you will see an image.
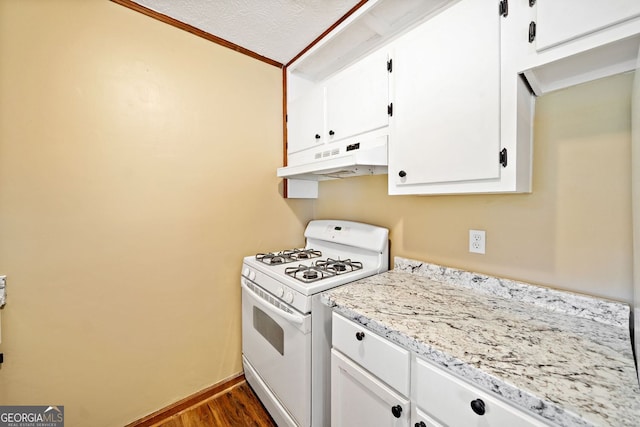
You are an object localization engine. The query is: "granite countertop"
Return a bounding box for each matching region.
[321,257,640,427]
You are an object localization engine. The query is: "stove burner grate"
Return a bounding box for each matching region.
[283,258,365,283]
[314,258,363,275]
[256,249,322,265]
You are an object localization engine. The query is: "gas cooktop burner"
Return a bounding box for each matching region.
[315,258,363,275]
[284,258,364,283]
[256,249,322,265]
[285,265,335,283]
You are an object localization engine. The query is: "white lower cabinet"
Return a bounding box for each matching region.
[412,356,549,427]
[331,349,410,427]
[331,312,551,427]
[331,313,410,426]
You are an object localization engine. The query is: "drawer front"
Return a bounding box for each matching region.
[413,357,549,427]
[332,312,410,396]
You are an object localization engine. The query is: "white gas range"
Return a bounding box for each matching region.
[241,220,389,427]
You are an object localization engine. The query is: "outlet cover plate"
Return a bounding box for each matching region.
[469,230,486,254]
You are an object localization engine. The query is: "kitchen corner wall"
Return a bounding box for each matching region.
[316,72,634,304]
[0,1,313,426]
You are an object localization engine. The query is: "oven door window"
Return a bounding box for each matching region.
[253,306,284,355]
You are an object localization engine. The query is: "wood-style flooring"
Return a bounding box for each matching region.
[151,381,276,427]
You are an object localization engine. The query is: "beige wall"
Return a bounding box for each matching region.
[317,72,634,303]
[0,1,313,426]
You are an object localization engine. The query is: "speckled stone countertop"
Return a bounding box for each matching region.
[321,257,640,427]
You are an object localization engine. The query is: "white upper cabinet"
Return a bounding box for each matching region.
[285,48,390,166]
[287,84,324,155]
[535,0,640,51]
[325,50,390,144]
[390,0,501,188]
[520,0,640,94]
[388,0,533,195]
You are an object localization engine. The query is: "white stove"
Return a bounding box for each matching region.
[241,220,389,427]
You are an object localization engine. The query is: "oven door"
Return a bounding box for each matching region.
[241,279,312,427]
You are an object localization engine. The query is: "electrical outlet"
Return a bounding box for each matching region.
[469,230,486,254]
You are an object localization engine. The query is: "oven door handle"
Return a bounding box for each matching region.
[241,282,306,326]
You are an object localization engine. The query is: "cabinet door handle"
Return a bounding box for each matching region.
[391,405,402,418]
[315,134,321,139]
[470,398,486,415]
[399,170,407,178]
[415,422,426,427]
[355,331,365,341]
[329,130,335,136]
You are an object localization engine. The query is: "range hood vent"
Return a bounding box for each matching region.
[277,138,388,181]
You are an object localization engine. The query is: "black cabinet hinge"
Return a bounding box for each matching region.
[528,21,537,43]
[387,103,393,116]
[499,148,508,167]
[387,59,393,73]
[499,0,508,17]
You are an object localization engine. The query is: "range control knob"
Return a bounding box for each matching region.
[248,270,256,281]
[243,267,250,277]
[284,291,294,304]
[277,287,285,297]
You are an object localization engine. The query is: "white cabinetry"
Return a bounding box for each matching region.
[535,0,640,51]
[331,313,551,427]
[325,49,390,144]
[286,49,390,161]
[412,356,549,427]
[331,313,410,426]
[287,84,324,154]
[389,0,533,195]
[521,0,640,94]
[332,350,410,427]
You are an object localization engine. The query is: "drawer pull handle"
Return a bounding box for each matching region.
[355,331,365,341]
[470,398,486,415]
[391,405,402,418]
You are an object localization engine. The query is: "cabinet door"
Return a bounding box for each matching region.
[326,49,390,143]
[536,0,640,51]
[287,85,324,154]
[391,0,501,187]
[332,349,410,427]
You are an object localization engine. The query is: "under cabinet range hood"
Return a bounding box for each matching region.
[277,135,388,181]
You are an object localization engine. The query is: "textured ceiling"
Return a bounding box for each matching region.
[131,0,361,65]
